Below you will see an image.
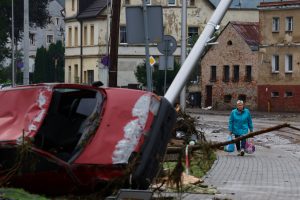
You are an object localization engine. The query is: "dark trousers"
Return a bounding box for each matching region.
[234,135,246,151]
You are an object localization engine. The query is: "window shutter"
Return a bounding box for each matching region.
[272,55,275,72]
[285,55,289,72]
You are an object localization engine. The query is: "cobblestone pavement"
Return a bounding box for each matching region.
[179,146,300,200]
[177,110,300,200]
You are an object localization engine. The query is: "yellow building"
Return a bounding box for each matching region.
[65,0,260,88]
[258,1,300,112]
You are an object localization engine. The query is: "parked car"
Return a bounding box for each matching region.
[0,83,176,194]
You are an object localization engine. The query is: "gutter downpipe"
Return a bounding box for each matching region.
[80,20,83,83]
[164,0,232,105]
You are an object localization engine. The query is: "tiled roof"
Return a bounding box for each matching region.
[258,0,300,8]
[209,0,284,9]
[230,21,259,50]
[77,0,110,19]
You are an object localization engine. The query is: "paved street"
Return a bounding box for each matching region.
[179,109,300,200]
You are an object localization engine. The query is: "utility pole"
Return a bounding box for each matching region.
[143,0,152,92]
[108,0,121,87]
[180,0,187,111]
[11,0,15,87]
[23,0,30,85]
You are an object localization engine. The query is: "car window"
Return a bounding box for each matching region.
[76,98,97,116]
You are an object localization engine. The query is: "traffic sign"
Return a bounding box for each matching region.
[157,35,177,56]
[149,56,156,66]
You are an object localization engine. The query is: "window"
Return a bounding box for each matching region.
[68,27,72,47]
[84,71,87,83]
[227,40,233,45]
[145,0,151,5]
[285,91,293,97]
[210,65,216,82]
[68,66,71,83]
[272,55,279,73]
[168,0,176,6]
[188,27,198,44]
[223,65,230,82]
[55,18,59,25]
[47,35,54,44]
[224,95,232,103]
[286,17,293,31]
[245,65,252,82]
[271,92,279,98]
[285,54,293,73]
[84,26,87,46]
[233,65,239,82]
[125,0,130,5]
[74,64,79,83]
[72,0,75,11]
[87,70,94,84]
[238,94,246,103]
[189,0,195,6]
[29,33,35,46]
[272,17,279,32]
[90,25,94,45]
[74,27,78,46]
[120,26,127,44]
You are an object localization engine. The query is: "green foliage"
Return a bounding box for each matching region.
[33,46,48,83]
[0,0,49,63]
[134,61,180,95]
[33,41,65,83]
[0,188,49,200]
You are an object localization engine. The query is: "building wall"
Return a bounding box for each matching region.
[65,0,259,88]
[201,24,258,110]
[25,0,64,72]
[258,5,300,111]
[258,85,300,112]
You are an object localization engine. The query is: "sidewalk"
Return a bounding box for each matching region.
[179,145,300,200]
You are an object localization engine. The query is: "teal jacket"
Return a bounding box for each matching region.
[228,108,253,136]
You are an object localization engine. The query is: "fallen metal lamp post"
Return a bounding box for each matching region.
[164,0,233,105]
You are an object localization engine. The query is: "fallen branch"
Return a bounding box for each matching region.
[289,125,300,132]
[167,123,291,153]
[210,123,290,148]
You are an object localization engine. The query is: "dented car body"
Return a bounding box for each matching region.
[0,84,176,194]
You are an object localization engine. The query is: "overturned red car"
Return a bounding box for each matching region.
[0,83,176,194]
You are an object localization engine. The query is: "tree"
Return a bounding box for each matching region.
[33,46,47,83]
[33,41,64,83]
[0,0,50,63]
[135,61,180,96]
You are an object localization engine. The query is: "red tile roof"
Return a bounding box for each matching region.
[230,22,260,48]
[259,0,300,8]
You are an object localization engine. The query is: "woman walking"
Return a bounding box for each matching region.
[228,100,253,156]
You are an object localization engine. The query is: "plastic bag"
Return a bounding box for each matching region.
[245,137,255,154]
[224,135,235,152]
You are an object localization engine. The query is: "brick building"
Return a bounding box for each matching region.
[201,21,259,110]
[258,1,300,112]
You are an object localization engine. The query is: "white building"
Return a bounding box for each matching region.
[28,0,65,72]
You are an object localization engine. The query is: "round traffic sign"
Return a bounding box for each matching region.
[157,35,177,56]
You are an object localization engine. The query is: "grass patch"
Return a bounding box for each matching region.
[0,188,49,200]
[163,144,216,179]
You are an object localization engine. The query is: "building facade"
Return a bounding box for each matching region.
[29,0,65,72]
[258,1,300,112]
[64,0,261,88]
[201,22,259,110]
